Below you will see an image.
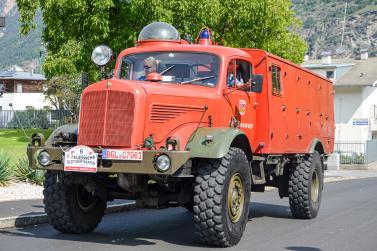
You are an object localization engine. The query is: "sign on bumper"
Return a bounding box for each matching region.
[64,145,98,172]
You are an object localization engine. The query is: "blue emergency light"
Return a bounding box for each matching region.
[200,29,210,39]
[198,28,213,45]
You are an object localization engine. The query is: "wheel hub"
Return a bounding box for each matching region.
[311,169,319,203]
[75,185,98,212]
[228,173,245,223]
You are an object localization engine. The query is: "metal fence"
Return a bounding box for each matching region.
[334,140,377,164]
[334,141,366,164]
[0,109,79,129]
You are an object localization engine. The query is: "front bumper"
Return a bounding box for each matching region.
[27,145,190,175]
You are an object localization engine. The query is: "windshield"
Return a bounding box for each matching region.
[119,52,220,87]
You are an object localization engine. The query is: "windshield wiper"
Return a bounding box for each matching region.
[159,65,175,75]
[180,76,215,85]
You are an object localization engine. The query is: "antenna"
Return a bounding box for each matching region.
[8,103,29,139]
[340,2,348,49]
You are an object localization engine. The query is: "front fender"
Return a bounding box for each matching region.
[186,127,245,159]
[45,124,78,146]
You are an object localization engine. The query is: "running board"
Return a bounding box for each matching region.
[250,161,266,185]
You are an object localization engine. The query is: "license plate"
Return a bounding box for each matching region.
[64,145,98,173]
[102,149,143,161]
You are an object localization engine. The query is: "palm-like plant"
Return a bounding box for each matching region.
[0,152,12,186]
[15,157,45,186]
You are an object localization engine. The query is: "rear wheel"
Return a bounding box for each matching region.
[288,151,323,219]
[43,171,106,233]
[193,147,251,247]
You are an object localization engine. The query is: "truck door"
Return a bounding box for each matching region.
[224,59,256,141]
[268,63,289,153]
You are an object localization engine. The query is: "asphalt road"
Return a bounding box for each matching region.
[1,178,377,251]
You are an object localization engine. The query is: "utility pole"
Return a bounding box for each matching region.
[0,16,5,27]
[340,2,347,48]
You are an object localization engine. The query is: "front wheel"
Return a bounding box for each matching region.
[193,147,251,247]
[43,171,106,233]
[288,151,323,219]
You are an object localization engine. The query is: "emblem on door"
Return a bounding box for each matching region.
[239,100,246,115]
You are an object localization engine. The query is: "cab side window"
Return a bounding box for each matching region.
[236,60,252,84]
[227,60,252,88]
[271,64,282,95]
[226,60,236,87]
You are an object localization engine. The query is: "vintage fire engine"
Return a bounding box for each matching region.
[28,22,334,246]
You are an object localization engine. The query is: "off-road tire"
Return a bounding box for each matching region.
[193,147,251,247]
[288,151,323,219]
[43,171,106,233]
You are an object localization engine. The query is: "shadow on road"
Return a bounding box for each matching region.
[286,246,322,251]
[0,201,294,248]
[250,202,292,219]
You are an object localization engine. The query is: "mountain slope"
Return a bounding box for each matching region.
[293,0,377,59]
[0,0,43,70]
[0,0,376,70]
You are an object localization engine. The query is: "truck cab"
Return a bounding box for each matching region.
[28,22,334,247]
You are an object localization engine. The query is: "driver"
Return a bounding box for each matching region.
[139,56,160,80]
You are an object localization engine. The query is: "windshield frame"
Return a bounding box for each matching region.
[116,51,221,88]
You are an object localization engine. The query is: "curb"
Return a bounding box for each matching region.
[0,201,136,230]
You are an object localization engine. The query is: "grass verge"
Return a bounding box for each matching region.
[0,129,52,166]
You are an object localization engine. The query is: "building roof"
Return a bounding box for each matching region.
[335,57,377,87]
[0,71,46,81]
[302,57,377,87]
[301,62,354,69]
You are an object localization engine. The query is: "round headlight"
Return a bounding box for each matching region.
[155,154,171,172]
[38,151,51,167]
[91,45,113,66]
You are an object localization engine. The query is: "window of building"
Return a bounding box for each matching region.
[0,83,4,96]
[326,70,335,79]
[2,82,14,93]
[271,65,282,95]
[0,106,2,111]
[16,83,23,93]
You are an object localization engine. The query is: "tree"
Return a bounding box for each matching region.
[43,74,82,110]
[17,0,307,80]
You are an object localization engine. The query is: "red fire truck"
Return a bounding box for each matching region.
[29,22,334,246]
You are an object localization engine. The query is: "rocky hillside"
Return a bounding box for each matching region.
[293,0,377,59]
[0,0,43,71]
[0,0,376,69]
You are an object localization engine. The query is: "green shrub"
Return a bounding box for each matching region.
[0,151,12,186]
[14,157,45,185]
[340,153,365,164]
[7,110,51,129]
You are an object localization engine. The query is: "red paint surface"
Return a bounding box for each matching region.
[78,41,334,155]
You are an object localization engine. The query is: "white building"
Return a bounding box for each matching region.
[302,54,377,142]
[0,70,49,110]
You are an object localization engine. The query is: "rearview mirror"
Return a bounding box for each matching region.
[250,74,263,93]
